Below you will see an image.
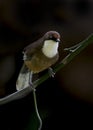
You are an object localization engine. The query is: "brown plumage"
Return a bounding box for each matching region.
[16,31,60,90]
[23,31,60,73]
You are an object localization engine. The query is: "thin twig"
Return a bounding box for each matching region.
[33,90,42,130]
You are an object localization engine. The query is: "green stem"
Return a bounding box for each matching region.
[33,90,42,130]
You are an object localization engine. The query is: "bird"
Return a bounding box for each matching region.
[0,31,60,105]
[16,31,60,91]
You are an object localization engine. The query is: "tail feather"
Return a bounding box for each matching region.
[16,64,31,91]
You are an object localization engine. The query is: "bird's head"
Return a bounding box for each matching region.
[42,31,61,58]
[43,31,60,43]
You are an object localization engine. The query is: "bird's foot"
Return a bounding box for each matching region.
[48,67,55,78]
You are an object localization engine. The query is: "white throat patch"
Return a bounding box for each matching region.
[42,40,59,58]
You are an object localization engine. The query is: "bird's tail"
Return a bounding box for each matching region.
[16,64,32,91]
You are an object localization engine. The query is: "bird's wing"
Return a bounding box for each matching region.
[23,37,44,57]
[16,38,44,90]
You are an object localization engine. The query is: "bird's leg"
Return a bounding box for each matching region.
[29,71,36,91]
[48,67,55,78]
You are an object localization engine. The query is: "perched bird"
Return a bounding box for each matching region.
[0,31,60,105]
[16,31,60,90]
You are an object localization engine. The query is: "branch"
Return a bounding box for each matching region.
[0,33,93,105]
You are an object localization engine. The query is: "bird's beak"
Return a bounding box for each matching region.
[56,38,60,42]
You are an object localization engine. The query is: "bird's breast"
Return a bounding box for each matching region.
[24,50,58,73]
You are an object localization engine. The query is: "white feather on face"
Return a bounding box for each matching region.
[42,40,59,58]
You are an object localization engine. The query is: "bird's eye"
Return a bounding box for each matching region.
[49,35,53,39]
[49,35,58,42]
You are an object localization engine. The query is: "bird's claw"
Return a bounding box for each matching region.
[48,67,55,78]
